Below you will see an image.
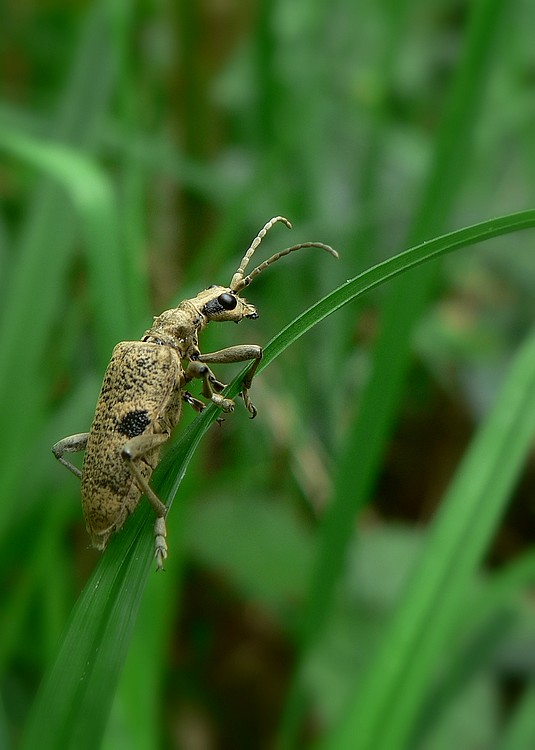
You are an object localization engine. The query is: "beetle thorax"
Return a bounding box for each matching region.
[143,303,205,358]
[142,285,258,358]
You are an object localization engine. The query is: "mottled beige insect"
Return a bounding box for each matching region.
[53,217,337,569]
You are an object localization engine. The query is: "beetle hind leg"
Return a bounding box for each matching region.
[52,432,89,479]
[152,516,167,571]
[121,433,169,570]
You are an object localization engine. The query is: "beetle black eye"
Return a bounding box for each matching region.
[218,293,237,310]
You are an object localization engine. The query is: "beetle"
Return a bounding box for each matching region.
[52,216,337,569]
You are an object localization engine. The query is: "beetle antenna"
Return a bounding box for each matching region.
[232,241,338,291]
[230,216,292,291]
[230,217,338,291]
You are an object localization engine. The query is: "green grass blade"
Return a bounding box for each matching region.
[20,209,535,749]
[322,324,535,750]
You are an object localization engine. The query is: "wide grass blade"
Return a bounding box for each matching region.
[20,210,535,749]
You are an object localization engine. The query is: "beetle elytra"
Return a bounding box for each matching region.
[52,216,337,569]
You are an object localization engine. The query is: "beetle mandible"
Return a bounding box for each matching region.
[52,216,337,569]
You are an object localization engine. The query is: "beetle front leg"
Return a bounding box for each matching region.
[121,432,169,570]
[196,345,263,417]
[52,433,89,480]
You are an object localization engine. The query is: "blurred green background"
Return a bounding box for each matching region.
[1,1,535,748]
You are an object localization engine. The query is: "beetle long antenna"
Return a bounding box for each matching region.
[230,217,338,291]
[230,216,292,290]
[232,241,338,291]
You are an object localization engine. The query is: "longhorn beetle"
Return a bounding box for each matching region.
[52,216,337,569]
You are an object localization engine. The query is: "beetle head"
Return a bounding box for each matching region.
[193,285,258,323]
[194,216,337,325]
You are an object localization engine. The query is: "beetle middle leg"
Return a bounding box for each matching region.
[121,432,170,570]
[184,361,236,413]
[194,345,263,417]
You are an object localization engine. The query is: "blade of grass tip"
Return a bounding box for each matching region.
[21,211,535,750]
[122,214,535,563]
[323,323,535,750]
[157,215,535,513]
[260,211,535,371]
[162,213,535,492]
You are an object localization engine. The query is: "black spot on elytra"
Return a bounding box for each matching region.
[117,409,151,438]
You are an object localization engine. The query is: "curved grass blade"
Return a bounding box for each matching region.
[21,209,535,749]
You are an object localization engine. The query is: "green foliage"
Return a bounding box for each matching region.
[1,1,535,749]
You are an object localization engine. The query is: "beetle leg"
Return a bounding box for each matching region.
[195,345,263,417]
[52,433,89,480]
[184,361,235,413]
[182,390,206,413]
[153,517,167,572]
[121,432,169,570]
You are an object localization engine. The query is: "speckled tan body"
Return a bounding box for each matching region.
[81,341,183,549]
[52,216,337,569]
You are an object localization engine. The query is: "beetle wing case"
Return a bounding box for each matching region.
[81,341,183,548]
